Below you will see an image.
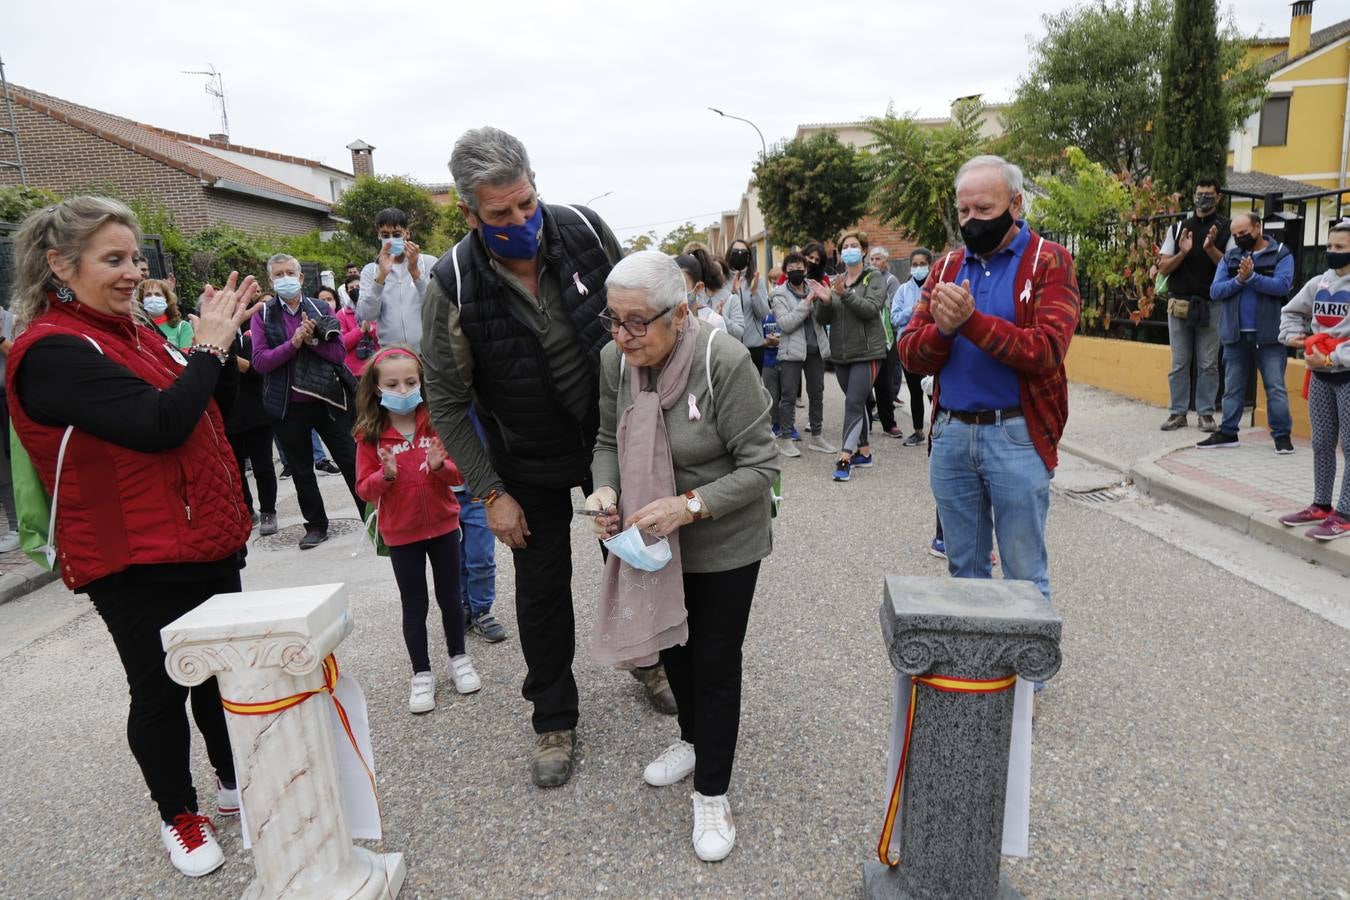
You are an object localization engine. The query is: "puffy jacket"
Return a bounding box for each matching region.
[6,300,250,589]
[337,306,377,375]
[1209,240,1294,344]
[813,267,889,363]
[769,284,831,362]
[355,407,463,547]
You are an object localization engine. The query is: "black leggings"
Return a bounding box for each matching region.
[388,530,465,672]
[900,363,926,432]
[660,561,760,796]
[88,566,241,823]
[229,425,278,515]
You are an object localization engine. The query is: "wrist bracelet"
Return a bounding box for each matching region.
[474,488,502,507]
[190,343,228,365]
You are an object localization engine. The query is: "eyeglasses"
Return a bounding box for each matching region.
[598,307,671,337]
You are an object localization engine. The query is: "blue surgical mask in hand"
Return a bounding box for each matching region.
[143,297,168,316]
[385,237,405,257]
[273,276,301,300]
[603,524,673,572]
[841,248,864,266]
[379,388,422,415]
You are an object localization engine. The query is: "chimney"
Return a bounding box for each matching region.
[346,139,375,178]
[1289,0,1313,60]
[208,133,229,143]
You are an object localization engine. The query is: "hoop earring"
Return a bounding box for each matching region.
[55,285,75,303]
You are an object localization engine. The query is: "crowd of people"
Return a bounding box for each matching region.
[7,123,1347,883]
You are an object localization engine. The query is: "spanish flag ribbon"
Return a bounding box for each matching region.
[876,673,1018,868]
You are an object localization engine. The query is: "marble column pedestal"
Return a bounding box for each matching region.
[161,583,405,899]
[863,576,1062,900]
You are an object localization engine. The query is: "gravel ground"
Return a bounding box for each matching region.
[0,387,1346,899]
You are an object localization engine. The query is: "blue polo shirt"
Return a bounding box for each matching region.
[940,222,1030,411]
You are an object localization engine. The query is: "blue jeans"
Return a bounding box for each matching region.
[1167,313,1220,415]
[1219,334,1291,438]
[929,411,1052,600]
[456,491,496,617]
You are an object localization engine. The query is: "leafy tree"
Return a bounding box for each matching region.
[1001,0,1266,178]
[867,100,990,251]
[752,132,870,248]
[333,175,442,248]
[623,230,657,254]
[0,185,60,223]
[659,222,707,255]
[1152,0,1228,195]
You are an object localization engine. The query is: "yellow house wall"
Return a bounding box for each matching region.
[1065,336,1311,438]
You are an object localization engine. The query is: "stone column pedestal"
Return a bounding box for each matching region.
[161,583,405,900]
[863,577,1062,900]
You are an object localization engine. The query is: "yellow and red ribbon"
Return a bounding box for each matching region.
[876,672,1018,867]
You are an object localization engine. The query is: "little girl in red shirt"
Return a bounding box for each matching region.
[354,347,480,713]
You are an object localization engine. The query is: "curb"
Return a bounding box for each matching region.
[1129,457,1350,578]
[0,564,61,607]
[1057,437,1129,474]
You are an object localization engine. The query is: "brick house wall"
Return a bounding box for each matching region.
[0,104,211,231]
[206,193,328,237]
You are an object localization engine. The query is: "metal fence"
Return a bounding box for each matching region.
[0,221,169,308]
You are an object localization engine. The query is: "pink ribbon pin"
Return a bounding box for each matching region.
[573,272,589,296]
[687,393,701,421]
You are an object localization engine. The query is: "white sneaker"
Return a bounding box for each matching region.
[216,779,239,816]
[643,739,696,787]
[160,812,224,877]
[690,792,736,862]
[778,438,801,459]
[409,671,436,714]
[0,530,19,552]
[807,434,837,454]
[448,655,481,694]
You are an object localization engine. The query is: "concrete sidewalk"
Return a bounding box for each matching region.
[1060,383,1350,578]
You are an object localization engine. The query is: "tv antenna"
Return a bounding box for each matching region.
[183,65,229,137]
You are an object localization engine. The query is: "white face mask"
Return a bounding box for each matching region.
[602,524,673,572]
[143,296,168,316]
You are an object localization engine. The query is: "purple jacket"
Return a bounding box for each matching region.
[250,297,346,412]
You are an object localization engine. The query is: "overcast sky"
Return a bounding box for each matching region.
[4,0,1309,240]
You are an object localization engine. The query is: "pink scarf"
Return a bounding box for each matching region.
[592,316,701,668]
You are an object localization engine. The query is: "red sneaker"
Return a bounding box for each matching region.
[1279,505,1331,527]
[1306,512,1350,542]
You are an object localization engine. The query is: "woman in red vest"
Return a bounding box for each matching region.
[6,197,261,879]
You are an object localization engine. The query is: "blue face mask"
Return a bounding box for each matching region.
[481,204,543,260]
[143,297,168,316]
[603,524,673,572]
[911,266,929,283]
[273,276,301,300]
[380,387,422,415]
[841,247,864,266]
[384,236,405,258]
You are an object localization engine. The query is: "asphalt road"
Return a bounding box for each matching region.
[0,388,1346,899]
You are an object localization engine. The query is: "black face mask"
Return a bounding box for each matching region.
[786,270,807,286]
[1234,233,1258,252]
[1194,195,1218,214]
[960,208,1015,255]
[807,261,824,279]
[728,249,750,271]
[1327,250,1350,270]
[347,286,360,302]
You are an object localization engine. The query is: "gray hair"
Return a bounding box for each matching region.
[449,127,534,213]
[9,196,141,333]
[870,247,889,260]
[605,251,687,313]
[955,154,1024,197]
[267,253,301,276]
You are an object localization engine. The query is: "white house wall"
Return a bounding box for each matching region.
[187,143,353,203]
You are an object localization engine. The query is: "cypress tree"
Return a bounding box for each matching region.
[1153,0,1229,195]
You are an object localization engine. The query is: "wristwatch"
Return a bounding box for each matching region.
[684,491,707,521]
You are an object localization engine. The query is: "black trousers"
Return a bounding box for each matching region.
[899,362,926,432]
[504,478,593,734]
[748,346,765,373]
[871,345,899,431]
[88,567,241,823]
[229,425,278,516]
[272,402,360,531]
[660,561,760,796]
[388,531,465,672]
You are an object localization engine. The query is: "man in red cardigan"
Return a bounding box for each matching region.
[898,155,1080,600]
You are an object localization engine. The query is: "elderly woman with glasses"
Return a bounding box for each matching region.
[582,250,779,863]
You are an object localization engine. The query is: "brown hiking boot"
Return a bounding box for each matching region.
[530,729,576,788]
[632,664,678,716]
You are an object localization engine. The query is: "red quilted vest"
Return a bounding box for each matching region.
[5,300,251,589]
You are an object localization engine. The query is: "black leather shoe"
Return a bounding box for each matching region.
[299,528,329,550]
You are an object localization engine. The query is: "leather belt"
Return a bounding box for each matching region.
[948,407,1023,425]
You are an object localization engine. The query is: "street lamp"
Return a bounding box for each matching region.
[709,107,772,269]
[585,191,614,206]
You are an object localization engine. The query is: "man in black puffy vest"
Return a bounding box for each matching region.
[422,127,674,788]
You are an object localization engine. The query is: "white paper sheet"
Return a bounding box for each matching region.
[884,673,1032,860]
[236,673,381,849]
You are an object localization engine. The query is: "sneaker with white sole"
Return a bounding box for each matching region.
[691,792,736,862]
[409,671,436,714]
[448,655,481,694]
[778,437,801,458]
[643,739,696,787]
[161,812,224,878]
[216,780,239,816]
